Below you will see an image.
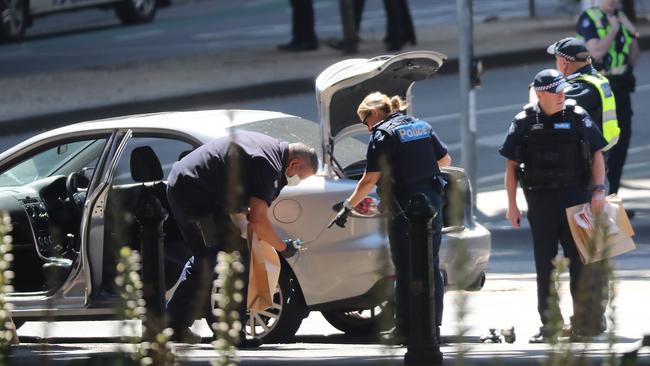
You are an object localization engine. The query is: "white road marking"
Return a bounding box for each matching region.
[422,103,522,124]
[636,83,650,92]
[114,29,164,41]
[446,132,506,151]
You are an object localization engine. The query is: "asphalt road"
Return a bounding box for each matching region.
[0,0,607,77]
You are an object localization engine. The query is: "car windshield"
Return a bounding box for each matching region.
[227,117,323,163]
[0,139,107,187]
[332,132,370,170]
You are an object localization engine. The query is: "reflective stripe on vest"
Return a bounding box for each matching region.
[581,8,634,71]
[573,73,620,150]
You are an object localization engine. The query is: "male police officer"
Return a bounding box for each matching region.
[577,0,640,195]
[329,92,451,344]
[500,70,608,343]
[166,131,318,345]
[547,37,620,152]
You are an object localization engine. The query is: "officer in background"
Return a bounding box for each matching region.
[500,70,608,343]
[329,92,451,344]
[577,0,640,195]
[546,36,617,340]
[546,37,620,152]
[166,131,317,345]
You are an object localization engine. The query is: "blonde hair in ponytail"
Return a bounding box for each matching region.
[357,92,408,117]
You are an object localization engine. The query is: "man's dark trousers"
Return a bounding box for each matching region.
[289,0,317,44]
[607,86,632,194]
[526,189,584,328]
[166,187,249,332]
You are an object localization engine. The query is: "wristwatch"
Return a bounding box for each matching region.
[593,184,606,193]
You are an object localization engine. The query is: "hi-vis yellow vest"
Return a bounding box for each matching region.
[579,7,634,75]
[573,73,620,151]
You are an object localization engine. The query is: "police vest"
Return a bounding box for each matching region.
[578,7,634,75]
[516,103,592,191]
[374,114,442,188]
[572,73,620,150]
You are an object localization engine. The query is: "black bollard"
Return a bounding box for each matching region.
[134,189,168,341]
[404,193,443,366]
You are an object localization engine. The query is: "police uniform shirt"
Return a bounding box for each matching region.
[168,131,289,213]
[499,106,607,163]
[365,112,448,174]
[565,65,603,128]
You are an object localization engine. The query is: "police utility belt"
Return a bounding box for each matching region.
[515,101,592,191]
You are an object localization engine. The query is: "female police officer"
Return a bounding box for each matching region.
[329,91,451,344]
[500,69,607,343]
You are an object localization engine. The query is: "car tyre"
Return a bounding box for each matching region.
[0,0,27,42]
[114,0,156,25]
[321,300,394,335]
[245,268,306,343]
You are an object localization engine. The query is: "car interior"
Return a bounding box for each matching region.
[0,137,109,293]
[0,134,195,297]
[102,137,194,295]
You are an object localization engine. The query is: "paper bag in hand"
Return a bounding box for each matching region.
[566,195,635,264]
[247,227,281,312]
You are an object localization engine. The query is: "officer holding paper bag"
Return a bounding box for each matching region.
[499,69,608,342]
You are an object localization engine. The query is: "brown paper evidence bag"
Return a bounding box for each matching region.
[566,195,636,264]
[246,227,281,313]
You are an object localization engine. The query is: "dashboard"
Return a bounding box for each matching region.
[0,175,77,260]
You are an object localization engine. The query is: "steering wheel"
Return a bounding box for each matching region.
[65,172,88,209]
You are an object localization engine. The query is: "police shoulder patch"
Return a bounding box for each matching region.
[373,130,385,141]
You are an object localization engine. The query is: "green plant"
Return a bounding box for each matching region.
[543,256,572,366]
[212,251,244,366]
[0,212,16,365]
[115,246,176,366]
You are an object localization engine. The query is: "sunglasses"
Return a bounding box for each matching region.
[360,113,370,127]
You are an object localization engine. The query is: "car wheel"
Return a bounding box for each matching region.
[0,0,27,42]
[245,268,306,343]
[114,0,156,25]
[321,300,394,335]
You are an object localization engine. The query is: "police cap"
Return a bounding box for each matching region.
[546,37,591,62]
[532,69,571,93]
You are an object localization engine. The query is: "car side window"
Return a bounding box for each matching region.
[0,138,108,187]
[111,136,195,186]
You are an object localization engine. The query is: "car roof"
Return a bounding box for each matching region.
[0,109,299,160]
[58,109,296,140]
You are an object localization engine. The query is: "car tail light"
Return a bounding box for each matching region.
[350,195,381,218]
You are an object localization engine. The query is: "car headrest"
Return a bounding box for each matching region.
[130,146,163,182]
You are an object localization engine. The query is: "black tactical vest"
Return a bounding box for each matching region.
[516,104,592,191]
[374,114,442,188]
